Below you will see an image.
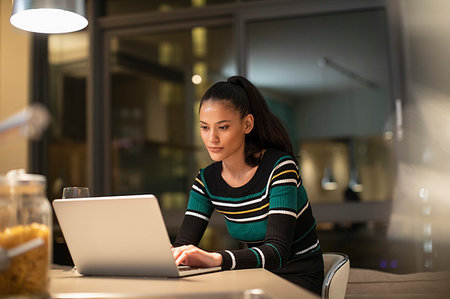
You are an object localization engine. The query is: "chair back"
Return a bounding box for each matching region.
[322,252,350,299]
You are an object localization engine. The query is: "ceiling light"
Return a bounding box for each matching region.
[10,0,88,34]
[349,169,363,192]
[383,130,394,140]
[191,74,202,85]
[321,166,338,191]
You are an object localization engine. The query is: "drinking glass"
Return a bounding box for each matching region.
[62,187,90,199]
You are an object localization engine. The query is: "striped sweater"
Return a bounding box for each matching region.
[174,148,321,271]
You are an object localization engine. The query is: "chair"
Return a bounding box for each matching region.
[322,252,350,299]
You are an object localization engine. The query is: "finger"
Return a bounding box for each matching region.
[176,248,200,266]
[175,251,188,266]
[172,247,184,260]
[172,245,191,261]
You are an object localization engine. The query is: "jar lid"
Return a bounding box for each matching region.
[6,169,46,186]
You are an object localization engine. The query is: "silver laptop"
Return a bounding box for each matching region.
[52,194,221,277]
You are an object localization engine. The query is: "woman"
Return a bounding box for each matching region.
[172,75,324,295]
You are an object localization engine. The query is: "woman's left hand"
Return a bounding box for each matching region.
[172,245,223,268]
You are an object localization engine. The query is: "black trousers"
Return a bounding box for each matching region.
[271,252,324,296]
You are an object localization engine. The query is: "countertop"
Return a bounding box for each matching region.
[49,267,319,299]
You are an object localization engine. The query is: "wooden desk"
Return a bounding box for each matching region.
[50,268,319,299]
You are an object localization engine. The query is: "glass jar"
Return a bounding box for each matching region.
[0,170,52,297]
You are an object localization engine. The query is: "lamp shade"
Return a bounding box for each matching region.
[10,0,88,34]
[349,169,364,192]
[321,166,338,191]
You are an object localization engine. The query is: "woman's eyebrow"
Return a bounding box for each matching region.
[200,120,231,124]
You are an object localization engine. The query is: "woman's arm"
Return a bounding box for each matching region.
[217,207,297,270]
[173,214,209,247]
[217,158,305,270]
[173,173,214,247]
[172,204,297,270]
[174,158,318,271]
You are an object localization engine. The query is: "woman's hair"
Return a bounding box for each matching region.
[200,75,295,167]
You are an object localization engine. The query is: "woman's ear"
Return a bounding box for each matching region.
[244,114,254,134]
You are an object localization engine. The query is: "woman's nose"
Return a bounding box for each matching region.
[208,129,219,143]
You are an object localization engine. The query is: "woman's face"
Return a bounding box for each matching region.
[199,100,253,162]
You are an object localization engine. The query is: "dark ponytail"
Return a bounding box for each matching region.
[200,75,295,167]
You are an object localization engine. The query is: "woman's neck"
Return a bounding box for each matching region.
[221,150,264,188]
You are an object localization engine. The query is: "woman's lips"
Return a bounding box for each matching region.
[208,147,223,153]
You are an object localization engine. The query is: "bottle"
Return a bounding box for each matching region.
[0,169,52,297]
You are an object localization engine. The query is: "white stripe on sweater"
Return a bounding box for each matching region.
[296,202,309,219]
[269,210,297,217]
[295,240,320,255]
[192,184,205,195]
[225,250,236,270]
[271,178,298,186]
[185,211,210,221]
[223,212,268,223]
[211,159,297,208]
[253,247,265,268]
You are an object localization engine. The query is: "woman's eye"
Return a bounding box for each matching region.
[218,125,229,130]
[200,125,209,130]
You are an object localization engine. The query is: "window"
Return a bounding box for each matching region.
[41,1,414,271]
[247,10,395,203]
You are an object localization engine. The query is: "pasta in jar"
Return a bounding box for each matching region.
[0,170,51,297]
[0,223,50,296]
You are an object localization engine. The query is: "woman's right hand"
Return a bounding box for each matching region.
[172,245,222,268]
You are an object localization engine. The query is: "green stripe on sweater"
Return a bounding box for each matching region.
[225,219,267,242]
[249,248,261,268]
[269,185,297,210]
[187,190,214,215]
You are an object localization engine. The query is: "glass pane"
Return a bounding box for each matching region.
[299,137,395,204]
[108,25,236,247]
[47,31,89,199]
[47,30,89,266]
[104,0,235,16]
[247,10,394,203]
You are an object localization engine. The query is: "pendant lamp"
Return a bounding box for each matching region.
[321,165,338,191]
[348,139,363,192]
[10,0,88,34]
[348,169,363,192]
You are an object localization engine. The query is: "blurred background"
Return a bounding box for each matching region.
[1,0,449,274]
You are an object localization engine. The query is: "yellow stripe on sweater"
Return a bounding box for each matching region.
[217,202,270,215]
[195,177,204,187]
[271,169,299,181]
